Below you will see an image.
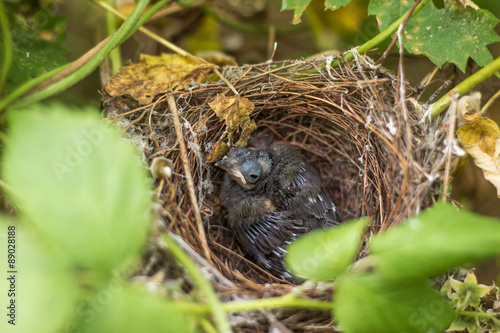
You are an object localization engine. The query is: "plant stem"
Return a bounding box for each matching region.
[123,0,172,40]
[0,64,69,112]
[173,294,333,314]
[331,0,431,67]
[97,0,188,57]
[430,56,500,119]
[164,233,231,333]
[0,0,13,96]
[3,0,152,111]
[459,310,497,319]
[105,0,122,74]
[222,294,333,313]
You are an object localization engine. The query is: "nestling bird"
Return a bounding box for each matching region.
[215,145,343,281]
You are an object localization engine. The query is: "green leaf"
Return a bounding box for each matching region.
[370,202,500,281]
[81,286,194,333]
[3,104,152,273]
[368,0,500,72]
[285,218,368,281]
[334,272,455,333]
[0,219,77,333]
[281,0,353,24]
[2,7,69,93]
[325,0,353,11]
[281,0,312,24]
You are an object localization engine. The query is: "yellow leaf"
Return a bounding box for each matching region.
[209,94,255,131]
[235,120,257,147]
[457,117,499,157]
[104,54,213,105]
[206,141,229,163]
[208,94,256,160]
[116,2,153,18]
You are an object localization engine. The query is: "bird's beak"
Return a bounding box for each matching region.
[215,157,247,185]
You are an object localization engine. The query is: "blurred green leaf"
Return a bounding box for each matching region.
[370,202,500,280]
[185,15,220,54]
[81,286,195,333]
[2,6,69,93]
[334,272,455,333]
[285,218,368,281]
[281,0,312,24]
[3,104,151,273]
[325,0,352,11]
[368,0,500,72]
[282,0,354,24]
[0,218,77,333]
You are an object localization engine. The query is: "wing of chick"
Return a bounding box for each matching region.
[220,173,304,281]
[265,146,343,227]
[235,210,305,282]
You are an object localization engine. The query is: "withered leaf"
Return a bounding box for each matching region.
[457,92,482,126]
[209,94,255,131]
[457,117,499,157]
[208,94,256,162]
[105,53,214,105]
[206,141,229,163]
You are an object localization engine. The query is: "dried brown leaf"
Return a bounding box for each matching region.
[209,94,255,130]
[208,94,256,161]
[105,53,213,105]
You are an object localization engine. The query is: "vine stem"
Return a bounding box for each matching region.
[4,0,152,110]
[0,0,173,112]
[331,0,431,67]
[104,0,122,75]
[163,233,231,333]
[0,0,13,96]
[172,294,333,314]
[430,56,500,119]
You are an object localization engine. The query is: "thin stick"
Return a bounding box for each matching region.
[374,0,422,66]
[442,92,458,201]
[167,95,211,260]
[480,89,500,115]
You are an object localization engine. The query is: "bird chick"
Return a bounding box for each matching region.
[216,145,343,281]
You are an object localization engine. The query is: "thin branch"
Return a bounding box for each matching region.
[442,92,458,201]
[430,56,500,119]
[332,0,431,67]
[0,0,13,96]
[167,95,211,260]
[374,0,423,66]
[480,88,500,115]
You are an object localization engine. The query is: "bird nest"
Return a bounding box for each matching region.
[103,55,451,332]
